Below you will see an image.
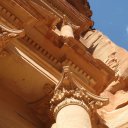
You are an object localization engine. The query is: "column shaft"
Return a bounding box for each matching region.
[56,105,91,128]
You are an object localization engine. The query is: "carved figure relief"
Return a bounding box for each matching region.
[105,52,119,73]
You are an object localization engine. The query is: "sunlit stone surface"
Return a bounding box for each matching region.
[56,105,91,128]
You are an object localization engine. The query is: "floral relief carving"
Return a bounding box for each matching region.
[50,66,109,118]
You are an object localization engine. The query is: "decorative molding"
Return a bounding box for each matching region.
[50,66,109,118]
[21,35,62,70]
[53,98,89,118]
[0,24,24,55]
[62,59,96,86]
[0,5,22,28]
[39,0,93,27]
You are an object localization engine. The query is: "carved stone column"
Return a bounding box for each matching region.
[50,66,109,128]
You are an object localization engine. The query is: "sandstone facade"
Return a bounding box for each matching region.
[0,0,128,128]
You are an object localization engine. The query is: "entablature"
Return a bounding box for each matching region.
[0,0,115,95]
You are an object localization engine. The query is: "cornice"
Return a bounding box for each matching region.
[66,0,92,18]
[32,0,93,28]
[0,0,115,94]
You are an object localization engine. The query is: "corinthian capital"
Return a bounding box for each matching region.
[0,24,24,55]
[50,66,109,117]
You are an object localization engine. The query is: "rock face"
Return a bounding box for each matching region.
[81,30,128,128]
[81,30,128,78]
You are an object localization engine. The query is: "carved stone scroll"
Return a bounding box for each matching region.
[0,24,24,55]
[50,66,109,125]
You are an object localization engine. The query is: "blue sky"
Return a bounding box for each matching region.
[88,0,128,50]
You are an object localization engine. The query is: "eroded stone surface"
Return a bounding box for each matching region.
[81,30,128,79]
[81,30,128,128]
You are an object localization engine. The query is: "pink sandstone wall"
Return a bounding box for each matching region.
[81,30,128,128]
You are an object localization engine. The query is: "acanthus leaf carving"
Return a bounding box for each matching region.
[0,24,25,56]
[50,66,109,118]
